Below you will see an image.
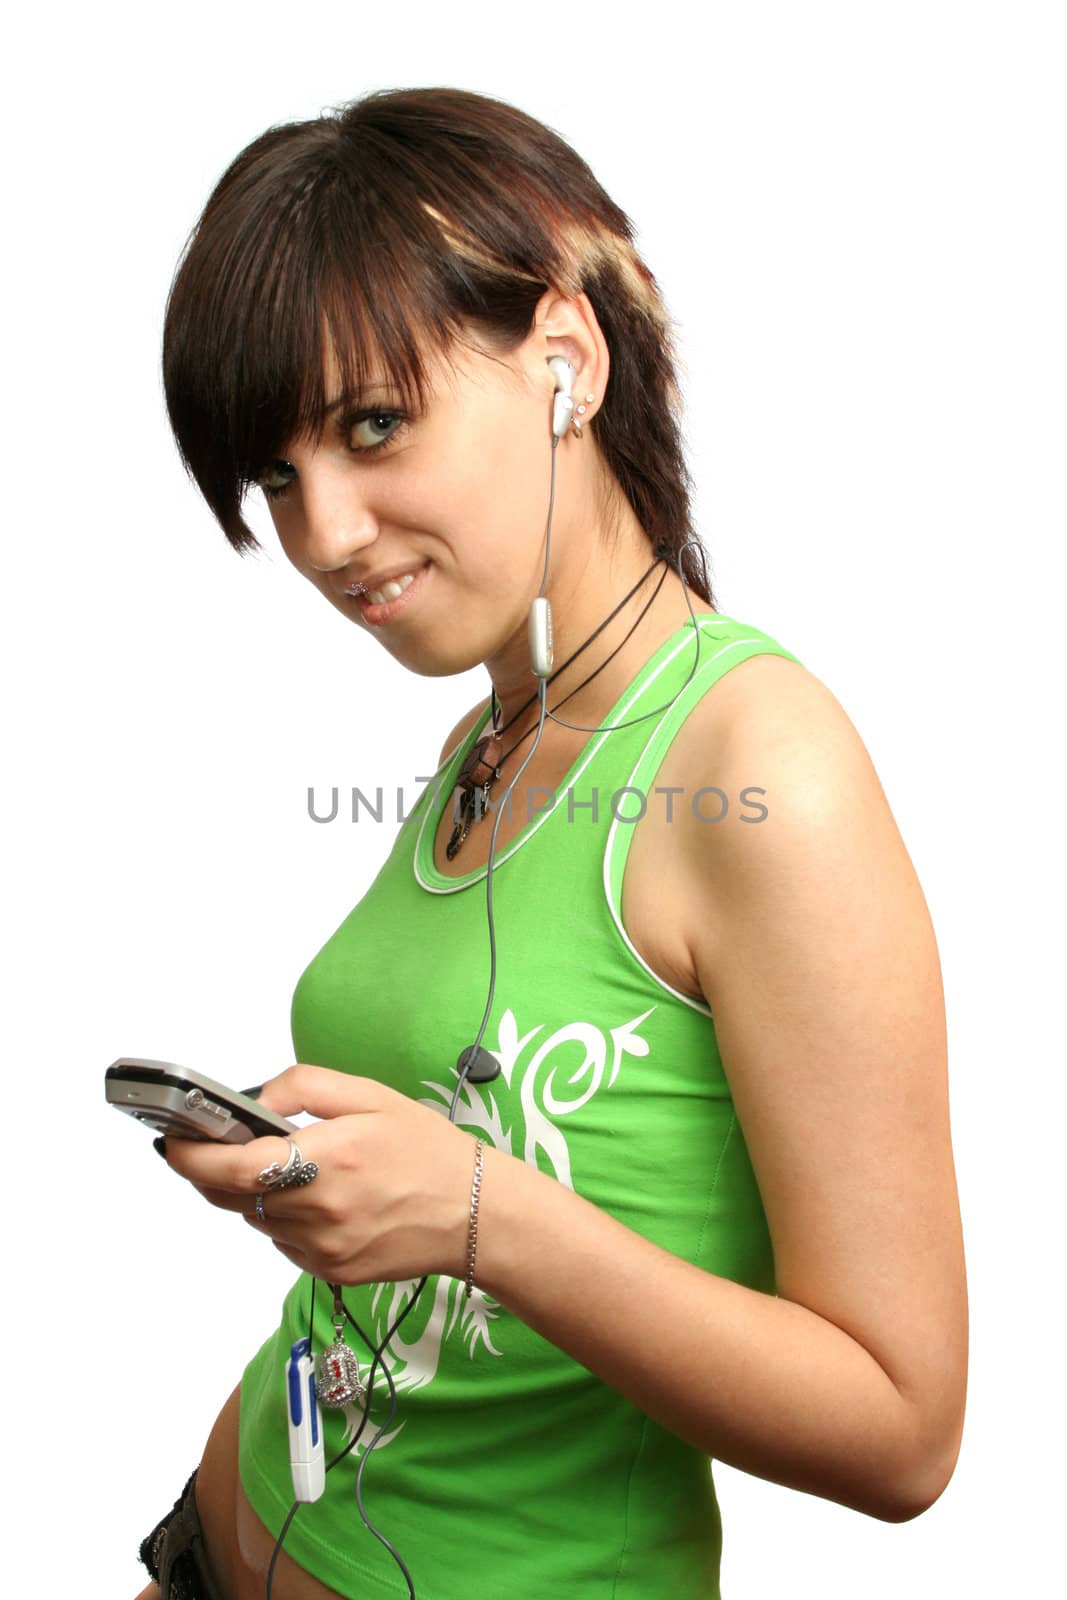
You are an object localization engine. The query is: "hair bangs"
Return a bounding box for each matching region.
[163,148,466,553]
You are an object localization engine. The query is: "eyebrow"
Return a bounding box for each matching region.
[320,382,395,418]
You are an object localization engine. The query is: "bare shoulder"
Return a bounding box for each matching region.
[663,651,858,884]
[680,647,841,761]
[670,649,882,860]
[436,696,491,770]
[673,649,968,1506]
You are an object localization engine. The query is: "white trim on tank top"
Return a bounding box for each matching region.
[602,626,788,1018]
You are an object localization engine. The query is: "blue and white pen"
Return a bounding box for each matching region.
[287,1336,325,1502]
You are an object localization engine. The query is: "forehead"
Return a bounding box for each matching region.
[317,321,525,411]
[317,327,401,403]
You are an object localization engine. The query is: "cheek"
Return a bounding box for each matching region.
[440,410,554,554]
[269,520,345,610]
[266,507,303,569]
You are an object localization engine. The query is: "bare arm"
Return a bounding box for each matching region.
[473,661,967,1523]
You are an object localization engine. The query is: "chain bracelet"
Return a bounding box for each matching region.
[465,1139,485,1300]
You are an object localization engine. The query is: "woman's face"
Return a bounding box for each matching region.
[259,328,575,681]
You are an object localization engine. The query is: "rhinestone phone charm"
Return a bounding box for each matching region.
[316,1285,367,1408]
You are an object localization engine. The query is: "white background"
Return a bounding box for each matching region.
[3,2,1063,1595]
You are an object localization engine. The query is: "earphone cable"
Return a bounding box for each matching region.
[347,1294,417,1599]
[488,562,669,771]
[454,434,560,1073]
[537,433,558,596]
[546,538,707,732]
[267,1278,424,1599]
[489,557,665,744]
[453,673,548,1086]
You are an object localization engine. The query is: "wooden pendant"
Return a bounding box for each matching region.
[455,734,503,793]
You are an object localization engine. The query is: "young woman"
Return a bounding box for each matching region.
[136,86,968,1600]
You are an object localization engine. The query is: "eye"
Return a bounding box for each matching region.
[256,409,408,504]
[347,409,405,451]
[258,461,297,502]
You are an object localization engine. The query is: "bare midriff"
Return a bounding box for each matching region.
[194,1383,350,1600]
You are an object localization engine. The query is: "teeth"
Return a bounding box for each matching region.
[364,572,416,606]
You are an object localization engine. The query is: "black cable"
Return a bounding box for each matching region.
[545,535,708,733]
[347,1293,417,1593]
[488,555,665,742]
[267,1279,424,1598]
[485,561,670,773]
[264,1500,301,1592]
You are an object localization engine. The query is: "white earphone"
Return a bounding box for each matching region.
[528,357,577,677]
[547,355,576,440]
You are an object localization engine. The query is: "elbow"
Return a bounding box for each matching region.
[878,1423,965,1524]
[880,1480,951,1525]
[879,1487,944,1525]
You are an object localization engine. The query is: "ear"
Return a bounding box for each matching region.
[527,289,610,428]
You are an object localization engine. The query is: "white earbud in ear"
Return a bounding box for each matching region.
[547,356,576,440]
[534,356,573,674]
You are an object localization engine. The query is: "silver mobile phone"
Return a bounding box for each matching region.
[105,1057,298,1143]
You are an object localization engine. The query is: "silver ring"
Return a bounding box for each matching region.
[254,1191,267,1224]
[257,1139,303,1190]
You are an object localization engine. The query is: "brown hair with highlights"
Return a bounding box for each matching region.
[162,86,714,605]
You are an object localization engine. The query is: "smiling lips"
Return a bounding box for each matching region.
[354,572,416,605]
[343,563,426,606]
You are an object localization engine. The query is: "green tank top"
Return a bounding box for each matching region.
[239,610,804,1599]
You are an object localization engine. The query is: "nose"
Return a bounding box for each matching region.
[297,461,380,575]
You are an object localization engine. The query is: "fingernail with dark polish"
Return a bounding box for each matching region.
[153,1136,168,1159]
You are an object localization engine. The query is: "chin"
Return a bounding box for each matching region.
[372,633,489,681]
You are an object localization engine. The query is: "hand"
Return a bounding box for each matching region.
[160,1064,478,1286]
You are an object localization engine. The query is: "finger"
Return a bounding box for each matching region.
[193,1180,319,1218]
[164,1131,297,1192]
[192,1181,249,1214]
[239,1194,305,1235]
[253,1064,387,1121]
[235,1190,319,1228]
[268,1237,318,1274]
[241,1207,315,1265]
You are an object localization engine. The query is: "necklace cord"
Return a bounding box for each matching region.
[490,560,669,770]
[490,555,666,747]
